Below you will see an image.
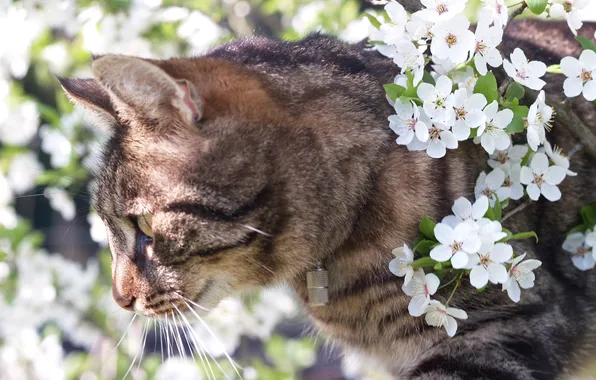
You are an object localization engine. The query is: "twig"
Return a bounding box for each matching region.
[501,199,532,223]
[504,3,527,35]
[498,77,512,96]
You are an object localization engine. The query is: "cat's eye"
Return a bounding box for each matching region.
[137,213,153,238]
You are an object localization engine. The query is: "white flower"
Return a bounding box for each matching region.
[563,231,595,271]
[488,144,528,170]
[503,164,525,201]
[7,152,42,194]
[474,168,510,206]
[520,152,566,201]
[417,0,468,22]
[39,125,72,168]
[155,357,204,380]
[544,141,577,176]
[389,100,430,145]
[451,66,478,96]
[561,49,596,101]
[480,0,508,26]
[0,101,39,146]
[380,1,409,45]
[476,101,512,154]
[430,15,475,65]
[417,75,456,125]
[475,218,508,253]
[549,0,589,35]
[402,269,440,317]
[44,187,76,221]
[393,41,426,86]
[430,222,481,268]
[452,89,487,141]
[472,18,503,75]
[424,118,458,158]
[442,195,489,227]
[88,212,108,247]
[526,91,553,151]
[406,12,434,40]
[424,300,467,337]
[502,253,542,302]
[503,48,547,90]
[389,244,415,285]
[468,243,513,289]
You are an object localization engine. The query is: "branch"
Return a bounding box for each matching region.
[502,200,531,223]
[524,88,596,159]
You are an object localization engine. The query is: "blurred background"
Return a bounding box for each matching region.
[1,0,596,379]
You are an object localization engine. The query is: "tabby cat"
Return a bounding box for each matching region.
[60,19,596,379]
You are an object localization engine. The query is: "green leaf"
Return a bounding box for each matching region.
[524,0,547,15]
[412,256,438,269]
[579,204,596,227]
[505,106,529,134]
[484,205,496,221]
[500,228,514,242]
[509,231,539,243]
[419,216,437,240]
[384,84,406,101]
[504,82,525,102]
[576,36,596,52]
[566,224,588,236]
[493,195,502,222]
[0,252,6,261]
[413,239,438,256]
[363,13,381,30]
[546,64,563,74]
[433,262,443,270]
[473,72,499,104]
[476,285,487,293]
[422,70,436,85]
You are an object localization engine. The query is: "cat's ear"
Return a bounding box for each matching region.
[91,55,202,129]
[58,77,118,127]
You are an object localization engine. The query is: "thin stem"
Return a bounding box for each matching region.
[445,273,463,306]
[438,272,457,289]
[501,199,532,223]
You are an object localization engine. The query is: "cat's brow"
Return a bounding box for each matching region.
[162,187,270,221]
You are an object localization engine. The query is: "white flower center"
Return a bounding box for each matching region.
[479,254,490,267]
[580,69,593,83]
[504,176,512,187]
[451,241,463,254]
[476,41,487,54]
[436,3,448,14]
[563,1,573,12]
[429,126,441,139]
[406,118,417,131]
[533,173,545,186]
[446,33,458,47]
[497,151,508,164]
[577,246,588,257]
[496,3,503,14]
[455,107,467,120]
[481,187,494,197]
[516,70,528,80]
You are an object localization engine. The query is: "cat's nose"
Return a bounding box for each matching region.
[112,286,136,311]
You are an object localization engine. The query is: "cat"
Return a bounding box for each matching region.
[59,18,596,380]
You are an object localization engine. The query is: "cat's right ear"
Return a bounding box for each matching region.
[58,77,118,127]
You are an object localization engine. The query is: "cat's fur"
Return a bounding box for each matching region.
[60,19,596,379]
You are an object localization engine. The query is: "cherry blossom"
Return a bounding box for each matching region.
[389,244,415,285]
[417,0,468,22]
[503,48,547,90]
[472,18,503,75]
[502,253,542,302]
[480,0,508,26]
[520,152,567,201]
[430,222,481,268]
[442,195,489,228]
[543,141,577,176]
[563,231,595,271]
[474,168,509,206]
[502,164,525,201]
[452,89,487,141]
[389,100,429,145]
[392,41,426,86]
[424,300,467,337]
[526,91,553,151]
[402,269,440,316]
[417,75,456,125]
[451,66,478,96]
[549,0,589,35]
[561,49,596,101]
[380,1,409,46]
[468,243,513,289]
[424,118,458,158]
[430,15,475,65]
[406,12,434,40]
[476,101,512,154]
[488,144,528,170]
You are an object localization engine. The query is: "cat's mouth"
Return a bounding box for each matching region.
[135,280,217,319]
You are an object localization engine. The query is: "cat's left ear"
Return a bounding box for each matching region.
[91,55,203,130]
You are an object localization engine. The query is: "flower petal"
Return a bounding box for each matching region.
[408,295,429,317]
[544,165,566,185]
[425,273,440,295]
[488,262,508,284]
[490,243,513,263]
[430,245,453,262]
[504,279,521,303]
[526,183,541,200]
[470,265,489,289]
[540,183,562,201]
[451,251,469,268]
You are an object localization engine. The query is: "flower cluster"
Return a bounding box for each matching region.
[390,195,542,336]
[563,205,596,271]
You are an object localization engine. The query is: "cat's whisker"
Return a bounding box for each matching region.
[184,300,243,379]
[239,224,272,237]
[171,313,187,360]
[98,313,137,377]
[172,303,222,380]
[246,256,275,275]
[173,307,214,380]
[182,296,211,312]
[158,319,164,367]
[122,318,147,380]
[165,313,173,359]
[134,318,150,378]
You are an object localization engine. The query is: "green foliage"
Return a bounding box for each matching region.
[507,231,539,243]
[384,84,406,101]
[419,216,437,240]
[474,72,499,104]
[413,239,438,256]
[524,0,548,15]
[576,36,596,52]
[504,82,525,102]
[364,13,381,29]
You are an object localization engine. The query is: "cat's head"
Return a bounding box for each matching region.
[60,54,387,318]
